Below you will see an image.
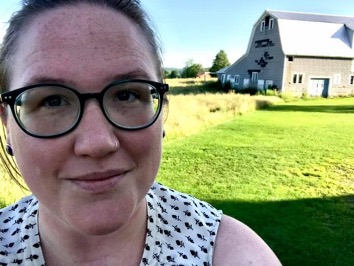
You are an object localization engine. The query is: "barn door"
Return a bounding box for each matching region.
[309,79,329,97]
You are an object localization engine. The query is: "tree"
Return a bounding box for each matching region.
[181,59,203,78]
[163,69,171,79]
[169,70,180,79]
[209,50,230,74]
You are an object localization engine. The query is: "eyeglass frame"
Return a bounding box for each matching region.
[0,79,169,139]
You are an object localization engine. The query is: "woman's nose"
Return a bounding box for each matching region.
[73,101,119,158]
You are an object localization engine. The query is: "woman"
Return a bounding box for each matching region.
[0,0,281,265]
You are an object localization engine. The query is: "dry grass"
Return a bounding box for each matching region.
[0,127,29,205]
[163,78,282,140]
[165,77,217,87]
[164,90,282,140]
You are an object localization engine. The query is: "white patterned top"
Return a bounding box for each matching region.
[0,182,222,265]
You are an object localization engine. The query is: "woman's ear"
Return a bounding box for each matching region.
[0,104,7,125]
[1,105,12,155]
[0,104,10,139]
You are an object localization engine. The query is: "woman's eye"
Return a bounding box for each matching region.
[43,95,68,107]
[116,91,138,101]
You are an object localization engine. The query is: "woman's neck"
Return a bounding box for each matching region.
[38,200,147,265]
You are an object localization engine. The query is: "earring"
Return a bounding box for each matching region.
[163,130,166,138]
[6,144,14,156]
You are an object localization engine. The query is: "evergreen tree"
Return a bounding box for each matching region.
[209,50,230,73]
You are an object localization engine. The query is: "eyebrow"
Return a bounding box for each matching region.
[109,69,155,81]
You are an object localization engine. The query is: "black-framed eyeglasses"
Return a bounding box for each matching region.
[0,79,169,138]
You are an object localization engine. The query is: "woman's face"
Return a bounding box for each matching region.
[5,4,163,235]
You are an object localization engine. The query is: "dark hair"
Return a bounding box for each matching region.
[0,0,164,185]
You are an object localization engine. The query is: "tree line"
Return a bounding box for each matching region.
[164,50,230,79]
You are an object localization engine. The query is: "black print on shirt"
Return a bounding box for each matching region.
[0,182,222,265]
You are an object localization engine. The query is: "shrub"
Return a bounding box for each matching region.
[265,89,279,96]
[242,87,258,95]
[301,92,310,100]
[223,80,233,92]
[279,92,297,102]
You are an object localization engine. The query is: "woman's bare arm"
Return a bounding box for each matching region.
[213,215,282,265]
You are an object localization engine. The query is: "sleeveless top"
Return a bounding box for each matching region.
[0,182,222,265]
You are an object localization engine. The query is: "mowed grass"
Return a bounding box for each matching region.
[157,96,354,265]
[0,78,353,265]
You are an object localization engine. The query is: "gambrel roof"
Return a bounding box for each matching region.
[258,10,354,58]
[268,10,354,30]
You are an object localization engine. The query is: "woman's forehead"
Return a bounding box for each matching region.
[10,4,157,89]
[24,4,146,48]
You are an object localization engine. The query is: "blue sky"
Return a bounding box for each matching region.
[1,0,354,68]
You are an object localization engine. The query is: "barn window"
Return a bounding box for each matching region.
[292,74,297,83]
[235,75,240,85]
[350,75,354,85]
[293,74,303,84]
[269,18,274,30]
[333,74,341,85]
[260,16,274,31]
[251,72,258,82]
[260,21,265,32]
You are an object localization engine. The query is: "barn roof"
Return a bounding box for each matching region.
[268,10,354,30]
[263,10,354,58]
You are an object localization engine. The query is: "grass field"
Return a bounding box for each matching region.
[158,96,354,265]
[0,80,353,265]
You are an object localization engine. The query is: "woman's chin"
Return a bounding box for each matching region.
[64,199,136,236]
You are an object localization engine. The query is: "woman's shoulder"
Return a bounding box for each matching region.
[213,215,282,265]
[147,183,281,265]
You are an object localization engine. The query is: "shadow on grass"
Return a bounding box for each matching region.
[168,81,227,96]
[168,86,222,95]
[263,104,354,114]
[208,195,354,266]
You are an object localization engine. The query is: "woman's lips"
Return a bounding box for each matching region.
[70,171,127,193]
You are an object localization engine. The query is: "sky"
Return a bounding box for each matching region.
[1,0,354,68]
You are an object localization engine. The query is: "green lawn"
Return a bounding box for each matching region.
[157,97,354,265]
